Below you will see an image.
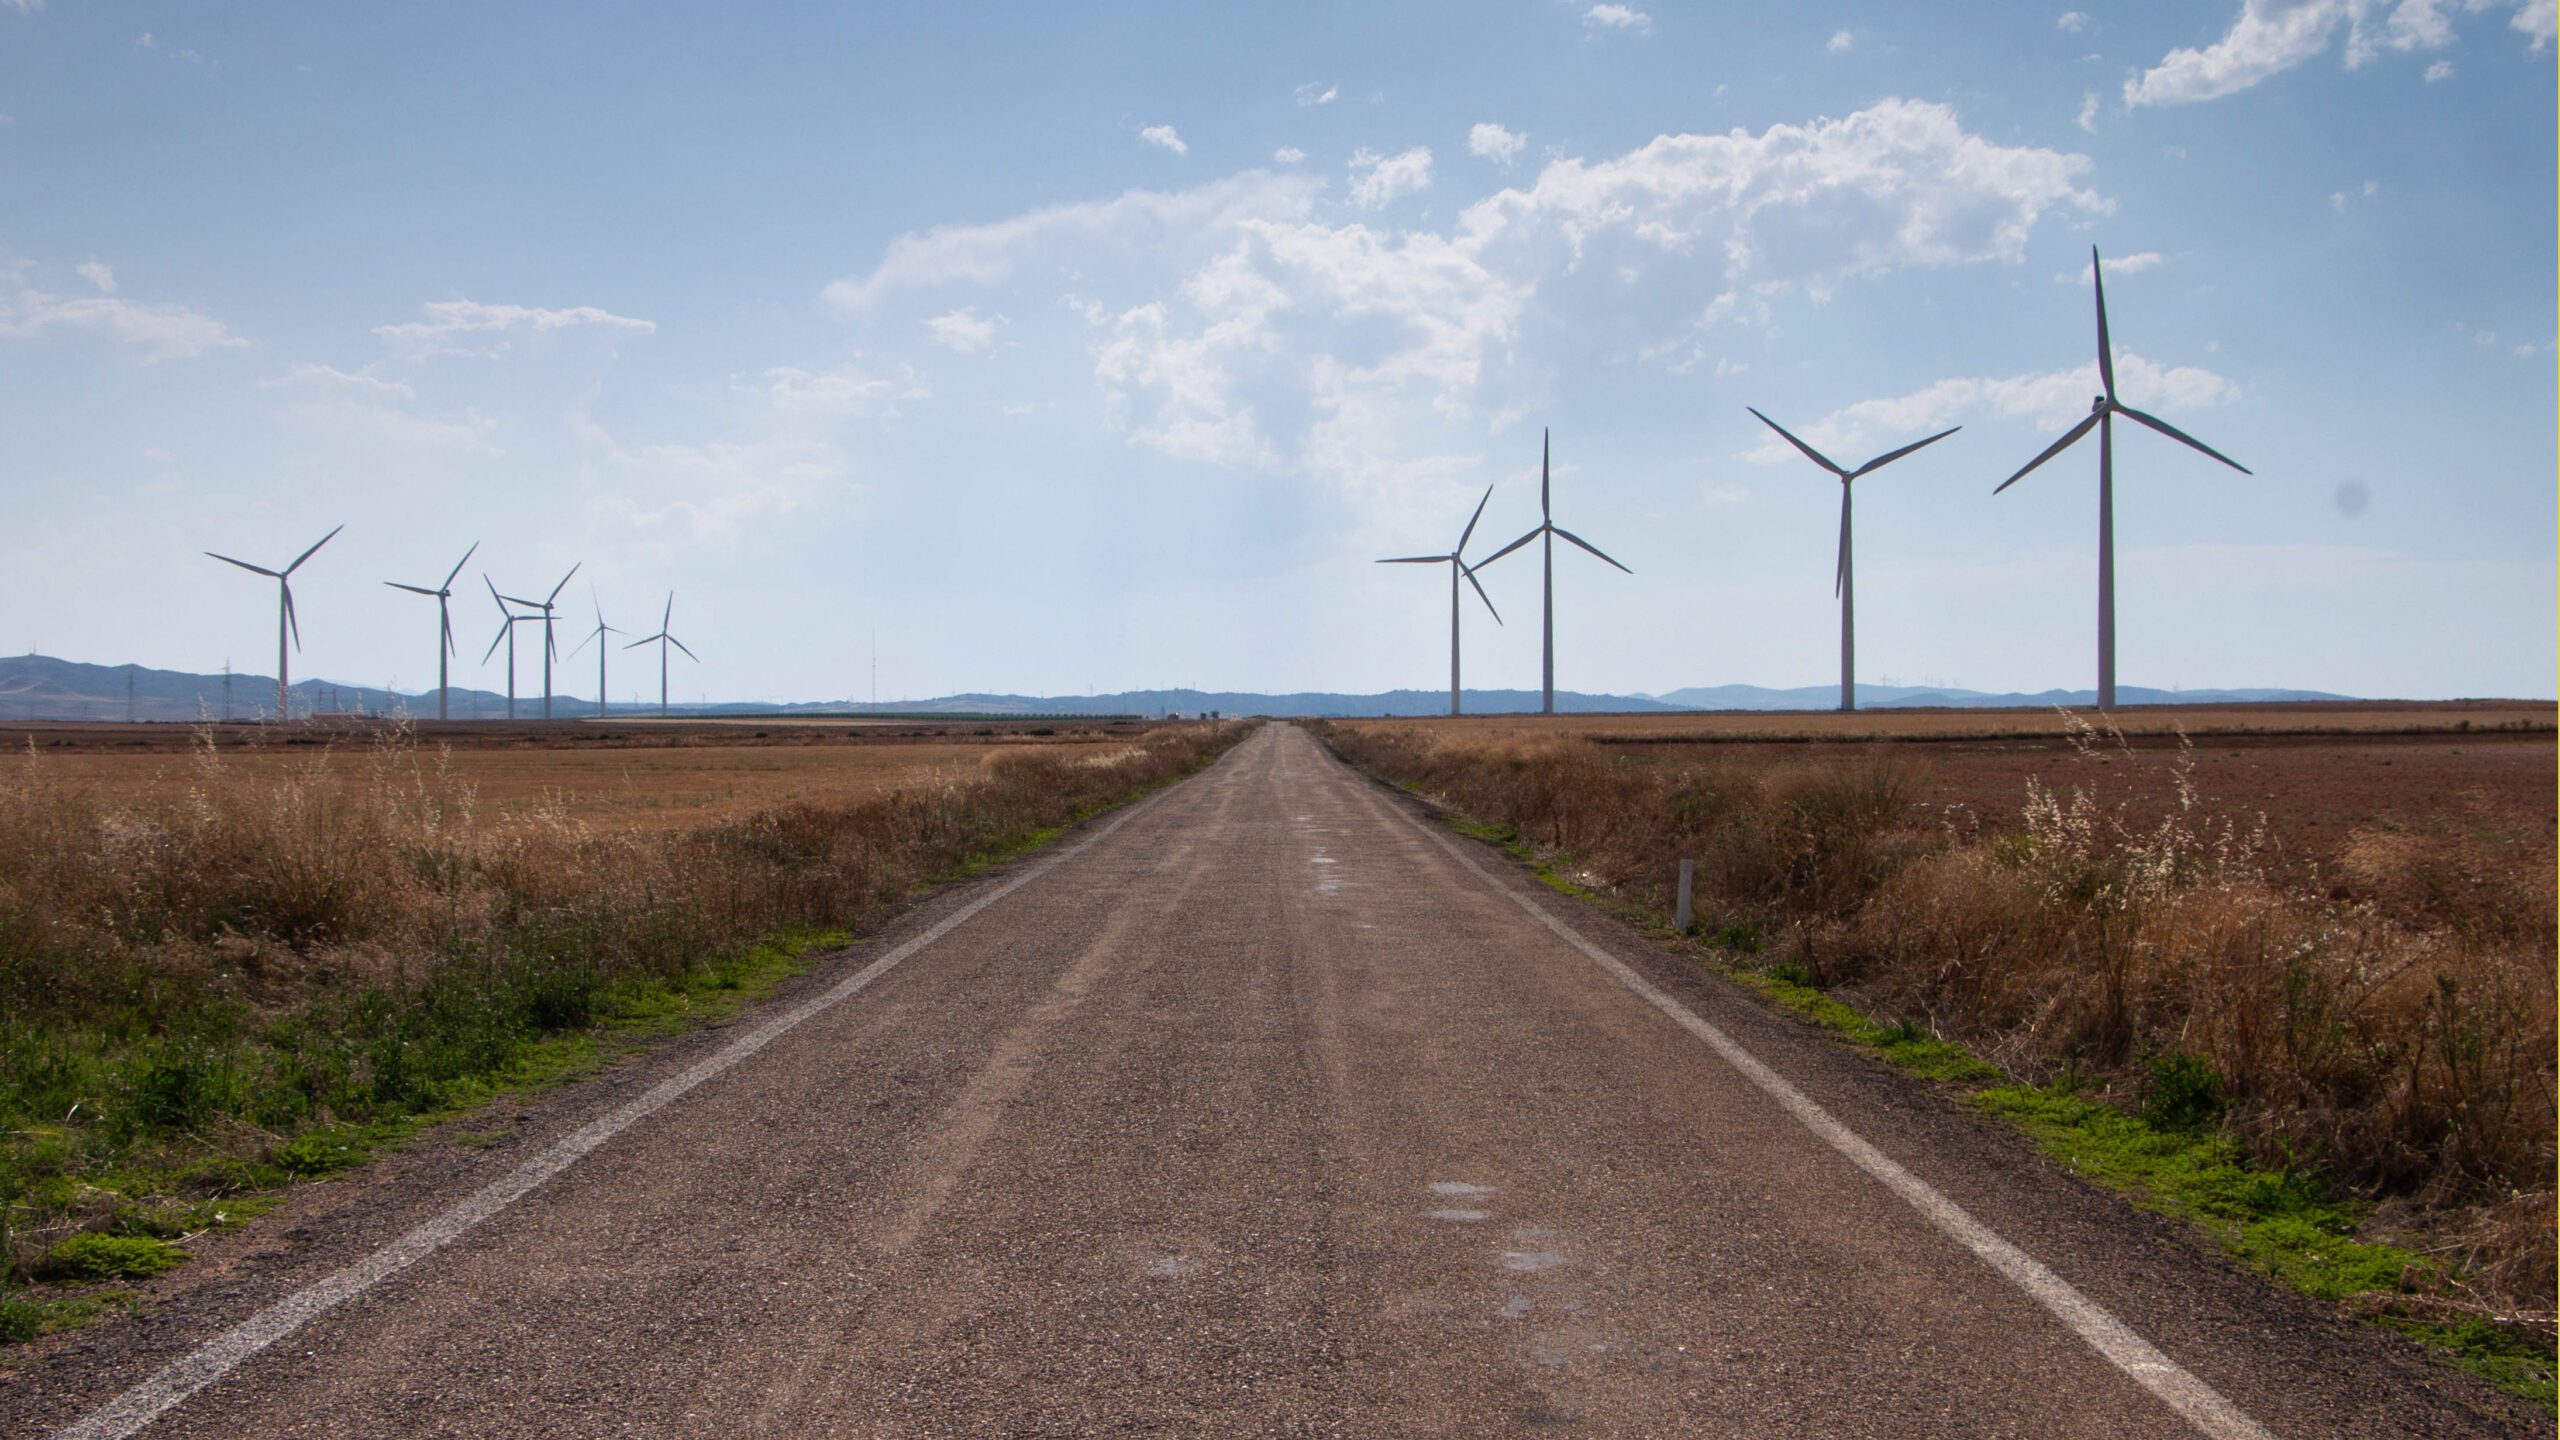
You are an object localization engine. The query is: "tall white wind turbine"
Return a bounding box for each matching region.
[383,542,477,721]
[623,593,698,717]
[1477,430,1630,715]
[481,577,534,720]
[206,524,343,722]
[567,597,626,721]
[1997,246,2249,709]
[499,564,581,720]
[1376,485,1504,715]
[1747,409,1959,712]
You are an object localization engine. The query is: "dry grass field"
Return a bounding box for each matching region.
[0,718,1157,834]
[1315,701,2557,1351]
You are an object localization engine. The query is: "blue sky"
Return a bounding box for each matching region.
[3,1,2552,705]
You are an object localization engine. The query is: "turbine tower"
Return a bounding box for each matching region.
[499,564,581,720]
[383,542,478,721]
[1479,429,1630,715]
[623,593,698,718]
[480,577,533,720]
[1746,409,1959,712]
[205,524,343,722]
[1376,485,1504,715]
[567,597,626,721]
[1997,246,2250,709]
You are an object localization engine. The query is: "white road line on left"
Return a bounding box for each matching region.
[50,779,1187,1440]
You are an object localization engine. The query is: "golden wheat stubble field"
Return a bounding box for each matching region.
[0,717,1161,833]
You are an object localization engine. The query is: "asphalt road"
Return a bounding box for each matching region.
[7,724,2540,1438]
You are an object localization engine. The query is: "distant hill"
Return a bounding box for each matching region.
[1645,682,2356,711]
[0,653,2367,724]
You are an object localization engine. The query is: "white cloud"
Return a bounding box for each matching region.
[3,0,42,14]
[2077,90,2101,131]
[1582,3,1652,33]
[0,286,243,363]
[1138,124,1188,156]
[2328,177,2381,212]
[2060,250,2164,282]
[1468,122,1527,167]
[2126,0,2549,106]
[2424,57,2456,78]
[1347,145,1433,209]
[1826,29,1857,52]
[75,260,115,294]
[825,100,2104,493]
[824,172,1321,312]
[925,306,1000,353]
[1293,81,1339,107]
[372,299,654,357]
[1273,146,1307,165]
[2057,10,2094,31]
[260,362,415,400]
[1744,352,2238,466]
[758,359,929,418]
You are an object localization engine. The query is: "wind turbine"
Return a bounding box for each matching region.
[1478,429,1630,715]
[205,524,343,722]
[480,578,534,720]
[1377,485,1504,716]
[383,542,478,721]
[623,593,698,718]
[1747,410,1959,712]
[1997,246,2250,709]
[567,597,626,721]
[499,564,580,720]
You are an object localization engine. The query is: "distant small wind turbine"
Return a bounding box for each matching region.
[1997,246,2249,709]
[1747,409,1959,712]
[206,524,343,722]
[1478,429,1630,715]
[623,593,698,718]
[480,577,534,720]
[567,597,626,721]
[1377,486,1504,716]
[499,564,581,720]
[383,542,478,721]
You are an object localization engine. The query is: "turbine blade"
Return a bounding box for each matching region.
[2092,247,2116,402]
[1746,406,1844,475]
[441,608,456,656]
[284,523,344,576]
[1477,529,1541,567]
[1849,425,1961,478]
[1457,483,1495,552]
[499,593,544,609]
[207,552,280,578]
[283,583,302,650]
[385,581,440,596]
[662,593,674,629]
[548,562,580,605]
[1376,554,1447,565]
[623,634,659,651]
[1552,526,1631,574]
[669,635,700,663]
[441,541,479,590]
[1463,565,1503,625]
[484,622,512,664]
[485,575,508,611]
[2115,404,2252,474]
[1994,412,2102,493]
[568,627,599,659]
[1540,428,1551,520]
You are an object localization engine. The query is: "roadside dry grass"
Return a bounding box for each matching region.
[0,719,1245,1341]
[1312,713,2555,1375]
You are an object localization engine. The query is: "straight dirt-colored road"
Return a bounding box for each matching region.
[6,725,2537,1438]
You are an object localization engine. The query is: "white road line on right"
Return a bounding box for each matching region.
[1387,789,2278,1440]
